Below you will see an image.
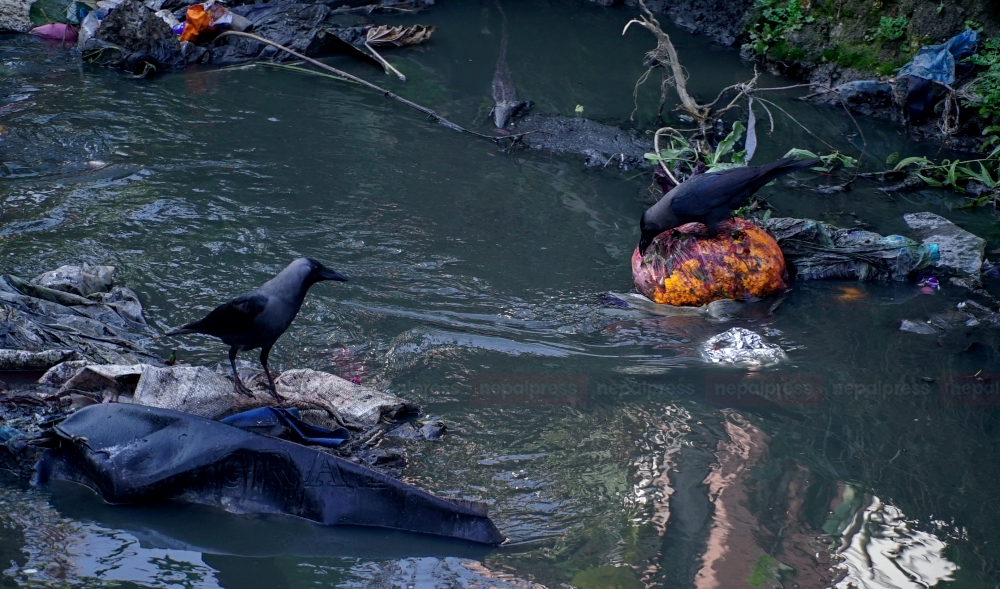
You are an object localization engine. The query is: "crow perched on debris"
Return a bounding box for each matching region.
[638,156,818,254]
[166,258,348,400]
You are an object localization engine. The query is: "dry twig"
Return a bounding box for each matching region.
[214,31,532,148]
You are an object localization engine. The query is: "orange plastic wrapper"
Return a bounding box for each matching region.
[631,217,788,307]
[179,4,212,43]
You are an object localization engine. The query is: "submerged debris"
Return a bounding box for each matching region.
[509,113,652,169]
[0,263,484,542]
[488,0,531,129]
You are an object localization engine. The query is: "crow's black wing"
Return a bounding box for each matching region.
[668,167,761,218]
[186,291,268,338]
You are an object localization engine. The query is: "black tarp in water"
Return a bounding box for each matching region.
[34,404,505,545]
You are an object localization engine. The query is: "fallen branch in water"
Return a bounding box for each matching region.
[623,2,703,121]
[213,31,530,148]
[624,0,869,193]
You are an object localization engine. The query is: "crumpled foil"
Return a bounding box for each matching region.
[700,327,786,367]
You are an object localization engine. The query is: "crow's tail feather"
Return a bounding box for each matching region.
[753,156,820,189]
[760,156,820,176]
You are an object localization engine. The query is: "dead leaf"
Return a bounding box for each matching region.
[365,24,437,47]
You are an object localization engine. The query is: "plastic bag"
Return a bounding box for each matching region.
[37,403,506,545]
[221,406,350,448]
[178,3,209,42]
[154,8,178,30]
[178,0,230,43]
[632,217,788,307]
[898,28,978,84]
[28,22,77,43]
[761,217,939,281]
[76,10,99,46]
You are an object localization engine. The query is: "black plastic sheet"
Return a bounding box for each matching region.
[36,404,505,545]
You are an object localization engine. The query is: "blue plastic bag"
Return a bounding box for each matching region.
[898,29,978,84]
[221,406,350,448]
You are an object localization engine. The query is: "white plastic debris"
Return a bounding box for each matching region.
[154,8,179,29]
[700,327,786,367]
[0,349,78,371]
[134,365,238,418]
[59,364,147,395]
[899,319,937,335]
[96,0,125,18]
[275,369,416,426]
[903,212,986,278]
[31,263,114,297]
[77,10,100,47]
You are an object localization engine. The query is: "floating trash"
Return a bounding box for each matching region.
[700,327,786,367]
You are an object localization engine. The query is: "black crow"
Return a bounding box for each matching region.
[638,156,818,254]
[166,258,348,400]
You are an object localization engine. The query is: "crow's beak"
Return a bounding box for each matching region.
[638,234,653,256]
[320,268,349,282]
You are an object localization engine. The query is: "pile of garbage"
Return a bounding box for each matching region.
[632,217,788,306]
[8,0,436,76]
[0,263,503,545]
[758,212,985,282]
[805,30,979,127]
[0,262,161,366]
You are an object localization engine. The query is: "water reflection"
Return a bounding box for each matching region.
[0,486,221,587]
[835,496,958,589]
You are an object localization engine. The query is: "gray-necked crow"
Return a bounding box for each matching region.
[166,257,348,400]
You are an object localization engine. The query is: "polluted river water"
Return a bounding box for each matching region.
[3,0,1000,587]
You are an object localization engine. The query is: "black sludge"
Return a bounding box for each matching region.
[35,404,505,545]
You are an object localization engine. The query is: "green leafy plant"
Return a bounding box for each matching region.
[644,122,749,177]
[748,0,815,55]
[783,148,858,172]
[869,15,908,42]
[968,35,1000,122]
[889,137,1000,208]
[709,121,747,171]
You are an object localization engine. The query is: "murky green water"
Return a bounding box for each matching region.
[3,1,1000,587]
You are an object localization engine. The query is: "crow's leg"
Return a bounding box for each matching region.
[680,224,714,239]
[229,346,253,397]
[260,345,285,403]
[686,214,729,239]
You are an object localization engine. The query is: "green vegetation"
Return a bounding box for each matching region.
[748,0,815,56]
[890,137,1000,207]
[644,122,749,175]
[820,45,903,75]
[871,15,908,41]
[747,555,779,587]
[968,35,1000,121]
[746,0,917,76]
[783,148,858,171]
